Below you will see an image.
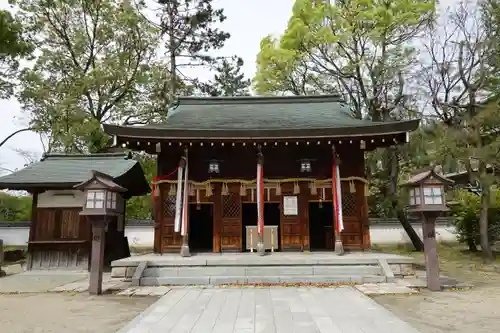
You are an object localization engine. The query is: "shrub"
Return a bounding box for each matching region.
[451,189,500,251]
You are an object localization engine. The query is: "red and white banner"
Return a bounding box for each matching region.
[180,160,189,236]
[257,162,264,235]
[332,156,344,233]
[174,165,184,233]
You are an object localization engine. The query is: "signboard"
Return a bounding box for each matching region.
[283,196,298,215]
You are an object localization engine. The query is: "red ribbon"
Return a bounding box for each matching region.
[152,167,179,199]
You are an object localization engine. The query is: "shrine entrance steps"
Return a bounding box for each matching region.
[111,252,416,286]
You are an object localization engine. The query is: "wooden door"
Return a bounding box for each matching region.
[220,191,242,252]
[280,191,302,251]
[340,184,364,249]
[160,186,182,252]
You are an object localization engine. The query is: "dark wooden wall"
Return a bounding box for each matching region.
[28,197,129,269]
[155,144,370,253]
[157,144,365,181]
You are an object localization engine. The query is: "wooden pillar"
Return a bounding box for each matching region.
[213,183,222,253]
[299,182,310,251]
[360,182,371,250]
[154,150,166,254]
[26,191,39,270]
[423,212,441,291]
[89,217,107,295]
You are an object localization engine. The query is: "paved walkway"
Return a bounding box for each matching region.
[118,287,420,333]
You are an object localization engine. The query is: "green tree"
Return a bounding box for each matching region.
[14,0,164,153]
[0,192,32,222]
[126,153,156,219]
[0,9,33,99]
[420,2,500,261]
[254,0,435,251]
[199,56,251,96]
[152,0,230,102]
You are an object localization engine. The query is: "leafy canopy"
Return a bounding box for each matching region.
[0,9,33,99]
[14,0,163,153]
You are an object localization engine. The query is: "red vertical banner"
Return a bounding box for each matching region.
[257,162,264,235]
[332,151,344,233]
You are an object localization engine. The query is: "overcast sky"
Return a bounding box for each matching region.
[0,0,295,174]
[0,0,460,176]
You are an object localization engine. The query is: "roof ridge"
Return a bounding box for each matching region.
[42,152,129,161]
[174,94,344,106]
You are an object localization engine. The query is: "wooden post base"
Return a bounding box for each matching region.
[89,219,106,295]
[423,213,441,291]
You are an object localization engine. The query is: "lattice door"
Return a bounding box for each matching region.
[340,187,363,248]
[160,186,182,252]
[280,191,302,250]
[220,191,242,251]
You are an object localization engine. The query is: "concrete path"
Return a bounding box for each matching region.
[118,287,420,333]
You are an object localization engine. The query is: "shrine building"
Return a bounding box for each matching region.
[103,95,419,254]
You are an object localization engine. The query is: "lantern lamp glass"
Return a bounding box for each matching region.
[408,187,421,205]
[300,161,311,173]
[106,192,117,209]
[86,190,105,209]
[208,161,219,174]
[423,186,443,205]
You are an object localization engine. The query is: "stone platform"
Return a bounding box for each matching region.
[111,252,415,286]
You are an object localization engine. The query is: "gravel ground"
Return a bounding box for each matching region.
[375,286,500,333]
[0,293,157,333]
[375,245,500,333]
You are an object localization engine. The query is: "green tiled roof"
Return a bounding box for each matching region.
[0,153,145,193]
[160,95,370,130]
[102,95,420,139]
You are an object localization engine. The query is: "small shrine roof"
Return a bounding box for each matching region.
[103,95,420,140]
[0,152,150,196]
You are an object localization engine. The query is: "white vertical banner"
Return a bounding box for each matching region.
[335,164,344,232]
[180,160,189,236]
[174,166,184,233]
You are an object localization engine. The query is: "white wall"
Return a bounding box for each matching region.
[37,190,84,208]
[370,224,458,246]
[0,224,458,248]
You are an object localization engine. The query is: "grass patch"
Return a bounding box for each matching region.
[374,243,500,285]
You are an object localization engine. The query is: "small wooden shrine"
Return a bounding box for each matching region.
[103,95,419,254]
[0,153,149,269]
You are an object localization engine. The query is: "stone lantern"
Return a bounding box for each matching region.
[75,170,126,295]
[401,168,454,291]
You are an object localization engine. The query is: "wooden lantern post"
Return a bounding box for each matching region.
[401,168,454,291]
[75,170,127,295]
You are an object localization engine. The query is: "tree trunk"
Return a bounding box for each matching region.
[386,147,424,251]
[479,185,495,263]
[394,201,424,251]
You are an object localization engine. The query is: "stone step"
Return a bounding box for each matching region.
[140,275,387,286]
[142,265,383,278]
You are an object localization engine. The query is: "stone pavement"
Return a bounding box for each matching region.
[118,287,421,333]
